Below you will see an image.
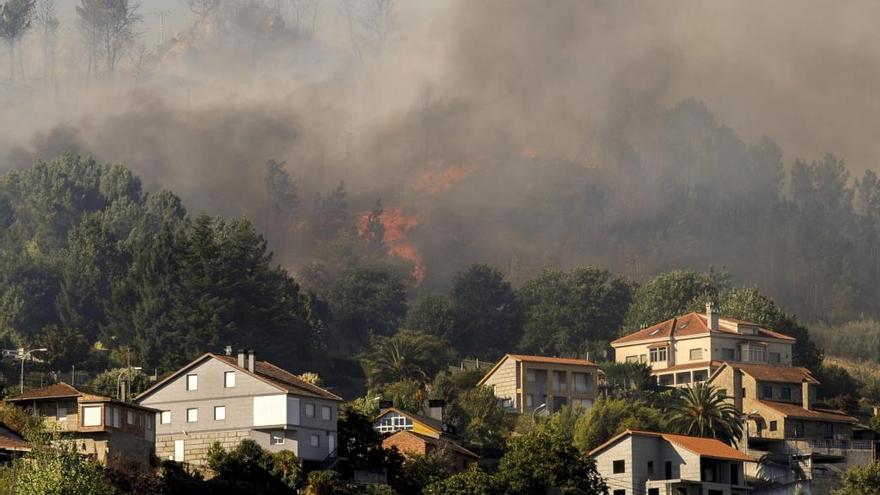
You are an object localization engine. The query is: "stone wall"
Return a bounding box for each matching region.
[155,429,250,466]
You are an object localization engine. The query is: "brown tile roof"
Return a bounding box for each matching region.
[0,422,29,452]
[731,363,819,385]
[136,353,342,402]
[213,355,343,401]
[756,400,857,423]
[7,382,82,401]
[589,429,753,462]
[612,312,795,345]
[383,430,479,459]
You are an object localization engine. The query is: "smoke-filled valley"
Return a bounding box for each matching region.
[4,0,880,325]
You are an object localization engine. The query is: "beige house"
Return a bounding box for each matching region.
[6,382,158,468]
[708,362,856,442]
[612,304,795,386]
[477,354,599,415]
[590,429,752,495]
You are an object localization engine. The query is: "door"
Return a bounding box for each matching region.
[328,433,336,455]
[174,439,184,462]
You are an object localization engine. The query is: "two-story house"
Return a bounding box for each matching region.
[477,354,599,415]
[374,402,478,470]
[6,382,157,468]
[590,429,752,495]
[612,304,795,386]
[135,350,342,467]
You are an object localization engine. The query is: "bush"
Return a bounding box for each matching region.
[834,461,880,495]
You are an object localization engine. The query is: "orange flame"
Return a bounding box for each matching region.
[413,162,475,194]
[520,146,538,159]
[357,207,425,283]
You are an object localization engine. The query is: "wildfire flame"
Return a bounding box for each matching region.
[520,146,538,159]
[413,162,475,194]
[357,207,425,283]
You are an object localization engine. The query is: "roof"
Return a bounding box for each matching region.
[376,407,444,434]
[755,400,857,423]
[612,312,795,345]
[654,360,723,374]
[477,353,597,387]
[8,382,160,412]
[383,430,479,459]
[136,353,342,402]
[716,362,820,385]
[0,422,29,452]
[589,429,753,462]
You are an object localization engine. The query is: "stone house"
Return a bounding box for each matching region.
[382,430,478,471]
[477,354,599,414]
[135,350,342,467]
[6,382,157,468]
[590,429,752,495]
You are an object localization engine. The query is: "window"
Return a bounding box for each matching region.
[146,415,153,430]
[224,371,236,388]
[769,420,778,432]
[639,354,647,363]
[689,348,703,360]
[747,347,767,363]
[781,387,792,400]
[57,405,68,421]
[174,440,184,462]
[526,369,536,382]
[692,370,708,382]
[721,348,736,360]
[376,412,413,433]
[625,356,638,363]
[322,406,332,421]
[310,434,320,447]
[769,352,781,363]
[823,422,834,439]
[82,405,102,427]
[554,371,567,392]
[741,387,746,398]
[127,410,134,425]
[649,490,660,495]
[186,408,198,423]
[160,411,171,424]
[186,374,198,391]
[572,398,593,410]
[574,372,591,392]
[305,403,315,418]
[793,420,805,438]
[664,461,672,479]
[613,491,625,495]
[526,394,533,407]
[270,431,285,445]
[718,388,728,398]
[113,407,121,428]
[612,460,625,474]
[105,406,113,426]
[647,461,654,475]
[730,464,739,485]
[214,406,226,421]
[761,385,773,398]
[649,347,667,362]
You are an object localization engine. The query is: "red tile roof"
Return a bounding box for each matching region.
[383,430,479,459]
[8,382,160,412]
[730,363,819,385]
[589,429,753,462]
[505,354,598,366]
[612,312,795,345]
[0,422,29,452]
[755,400,857,423]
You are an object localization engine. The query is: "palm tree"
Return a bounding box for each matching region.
[359,330,451,387]
[669,383,741,447]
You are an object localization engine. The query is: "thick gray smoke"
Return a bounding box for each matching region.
[2,0,880,304]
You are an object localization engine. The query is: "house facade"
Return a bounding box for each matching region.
[374,405,446,438]
[6,382,157,468]
[477,354,599,415]
[136,350,342,466]
[382,430,478,471]
[612,304,795,386]
[590,430,752,495]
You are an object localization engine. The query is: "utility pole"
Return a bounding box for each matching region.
[2,348,48,393]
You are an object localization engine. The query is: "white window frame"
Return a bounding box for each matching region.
[270,431,285,445]
[305,403,315,418]
[214,405,226,421]
[186,408,198,423]
[224,371,236,388]
[321,405,331,421]
[82,405,102,427]
[160,411,172,424]
[186,374,198,391]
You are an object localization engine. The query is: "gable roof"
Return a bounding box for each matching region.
[375,407,444,434]
[135,353,342,402]
[708,362,819,385]
[477,353,597,387]
[383,430,479,459]
[7,382,160,412]
[0,422,29,452]
[589,429,753,462]
[612,312,795,345]
[755,400,857,423]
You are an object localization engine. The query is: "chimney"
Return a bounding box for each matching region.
[706,302,719,331]
[224,345,233,356]
[237,349,246,368]
[247,349,255,373]
[802,380,812,411]
[428,399,444,422]
[119,379,128,402]
[732,370,743,412]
